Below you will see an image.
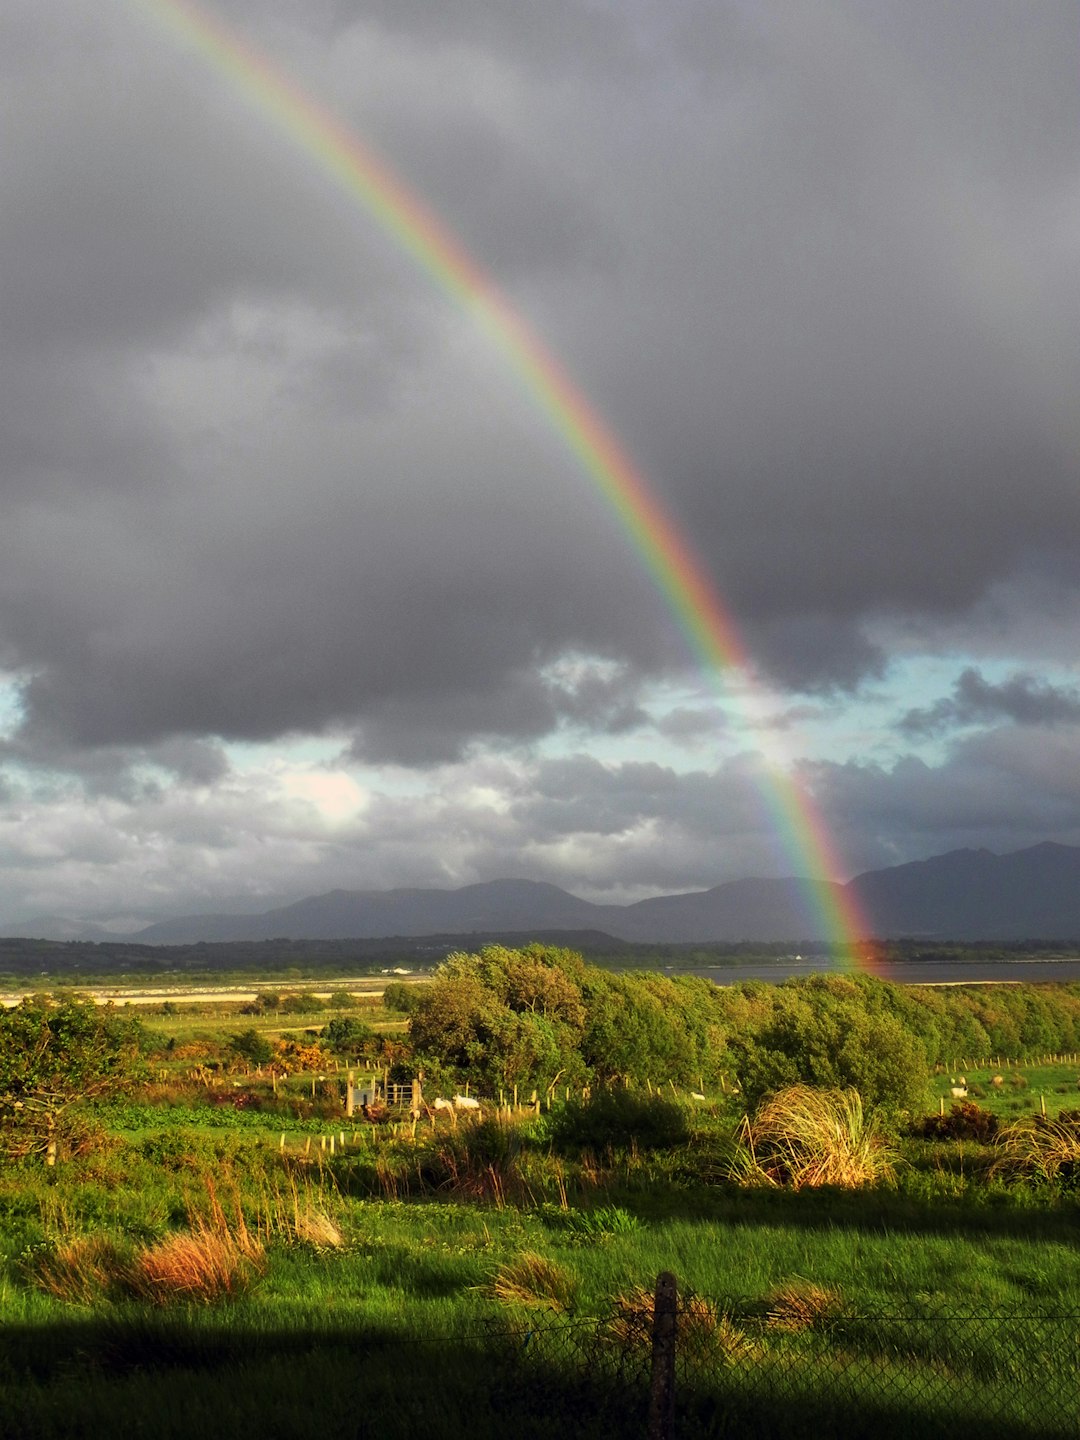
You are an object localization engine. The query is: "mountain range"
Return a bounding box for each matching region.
[128,842,1080,945]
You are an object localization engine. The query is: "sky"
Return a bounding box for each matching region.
[2,0,1080,935]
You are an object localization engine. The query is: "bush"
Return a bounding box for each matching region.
[228,1029,273,1067]
[914,1102,999,1143]
[546,1088,689,1153]
[322,1016,375,1057]
[280,993,324,1015]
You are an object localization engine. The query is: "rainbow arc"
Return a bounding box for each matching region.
[127,0,878,965]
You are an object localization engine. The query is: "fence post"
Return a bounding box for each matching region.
[648,1271,677,1440]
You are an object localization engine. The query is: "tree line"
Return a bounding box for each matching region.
[397,944,1080,1111]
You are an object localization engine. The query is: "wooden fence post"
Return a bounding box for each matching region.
[648,1271,677,1440]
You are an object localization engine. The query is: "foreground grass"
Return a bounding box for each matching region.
[4,1093,1080,1438]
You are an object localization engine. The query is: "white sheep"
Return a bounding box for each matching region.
[453,1094,481,1111]
[950,1086,968,1099]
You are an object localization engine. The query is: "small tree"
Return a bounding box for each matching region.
[229,1028,274,1068]
[281,993,323,1015]
[0,996,143,1164]
[381,982,418,1015]
[323,1016,375,1058]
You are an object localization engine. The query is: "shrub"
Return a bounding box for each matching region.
[228,1029,273,1067]
[323,1016,375,1057]
[546,1088,689,1153]
[914,1102,999,1143]
[281,993,324,1015]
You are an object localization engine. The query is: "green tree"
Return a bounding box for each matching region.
[382,981,419,1015]
[323,1016,375,1057]
[0,996,142,1164]
[228,1028,273,1067]
[281,992,324,1014]
[408,947,588,1093]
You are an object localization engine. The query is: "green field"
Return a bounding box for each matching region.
[6,966,1080,1437]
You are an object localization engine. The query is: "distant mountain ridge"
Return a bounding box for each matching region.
[130,842,1080,944]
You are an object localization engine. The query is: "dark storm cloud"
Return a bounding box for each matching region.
[346,660,647,766]
[899,668,1080,738]
[2,0,1080,769]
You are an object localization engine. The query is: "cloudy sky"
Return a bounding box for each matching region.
[2,0,1080,933]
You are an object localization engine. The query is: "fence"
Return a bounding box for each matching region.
[475,1273,1080,1439]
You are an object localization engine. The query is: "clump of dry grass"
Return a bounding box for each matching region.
[764,1280,844,1333]
[291,1208,345,1249]
[127,1225,264,1305]
[255,1174,346,1249]
[486,1251,575,1311]
[734,1086,895,1190]
[993,1116,1080,1183]
[23,1236,130,1306]
[127,1178,265,1305]
[606,1286,756,1364]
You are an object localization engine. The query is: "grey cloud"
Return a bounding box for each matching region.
[1,1,1079,797]
[347,660,648,767]
[806,725,1080,876]
[899,668,1080,737]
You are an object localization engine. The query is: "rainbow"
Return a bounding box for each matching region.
[125,0,878,966]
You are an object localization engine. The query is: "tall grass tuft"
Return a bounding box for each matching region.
[127,1178,265,1305]
[606,1286,756,1364]
[127,1225,264,1305]
[734,1086,896,1190]
[22,1236,130,1306]
[419,1119,531,1206]
[764,1280,844,1333]
[993,1115,1080,1185]
[486,1252,575,1311]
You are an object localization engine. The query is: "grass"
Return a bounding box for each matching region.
[930,1060,1080,1118]
[733,1086,896,1190]
[5,1081,1080,1436]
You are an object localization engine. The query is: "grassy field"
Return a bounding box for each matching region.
[8,967,1080,1439]
[5,1069,1080,1438]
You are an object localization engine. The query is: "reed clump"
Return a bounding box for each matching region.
[764,1280,844,1333]
[486,1251,575,1311]
[606,1285,755,1364]
[733,1086,896,1190]
[993,1113,1080,1185]
[23,1235,130,1306]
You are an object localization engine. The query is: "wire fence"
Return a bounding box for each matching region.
[472,1277,1080,1439]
